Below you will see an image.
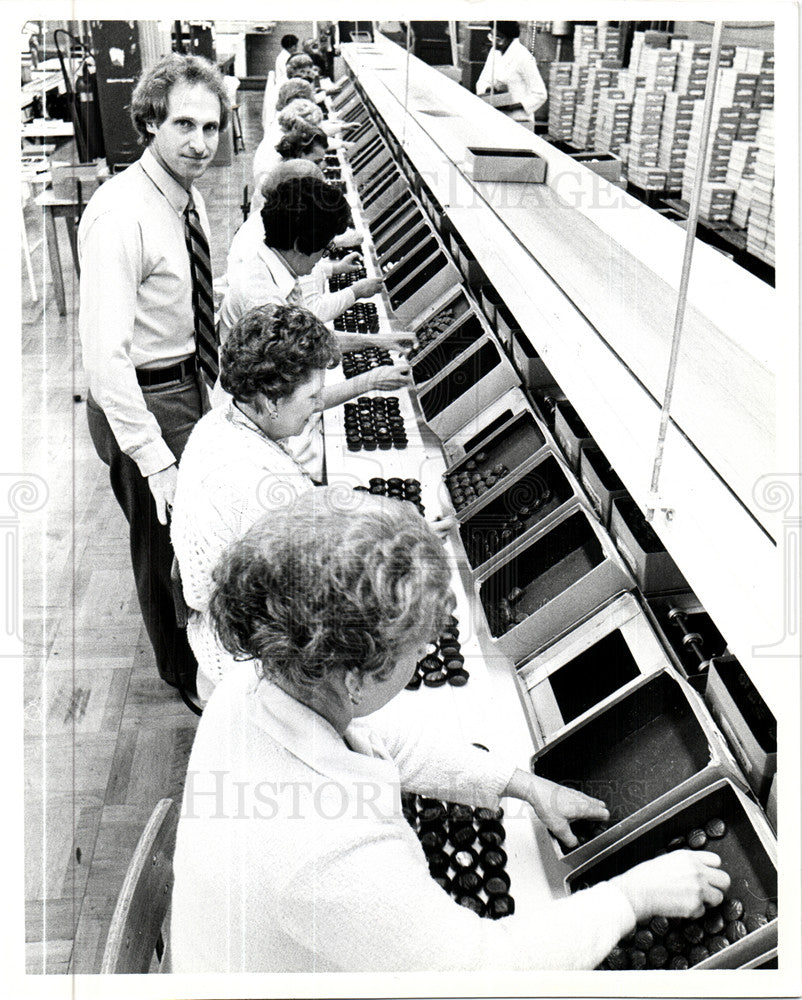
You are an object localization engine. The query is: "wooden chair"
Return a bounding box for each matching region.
[100,798,178,974]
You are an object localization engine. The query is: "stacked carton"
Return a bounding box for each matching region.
[599,24,623,66]
[746,110,775,264]
[573,24,599,65]
[549,85,579,140]
[627,91,667,188]
[754,50,774,108]
[548,63,579,140]
[637,48,679,91]
[682,100,744,219]
[727,140,759,228]
[659,93,697,190]
[571,66,619,148]
[594,89,632,155]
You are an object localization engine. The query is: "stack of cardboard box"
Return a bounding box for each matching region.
[571,66,620,148]
[746,109,775,265]
[594,89,633,155]
[627,90,668,188]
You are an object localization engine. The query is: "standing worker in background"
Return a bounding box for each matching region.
[78,54,228,695]
[476,20,547,127]
[274,33,299,88]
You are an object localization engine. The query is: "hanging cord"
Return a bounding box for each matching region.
[646,21,725,522]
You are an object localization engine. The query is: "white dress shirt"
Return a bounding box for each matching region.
[169,666,637,972]
[78,147,211,476]
[476,38,548,118]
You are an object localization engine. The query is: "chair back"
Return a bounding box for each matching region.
[100,798,178,974]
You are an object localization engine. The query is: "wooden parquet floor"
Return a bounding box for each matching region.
[22,89,264,975]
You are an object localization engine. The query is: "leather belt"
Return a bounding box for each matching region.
[135,356,198,387]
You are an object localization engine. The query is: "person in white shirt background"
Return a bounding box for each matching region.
[274,32,299,88]
[475,20,548,127]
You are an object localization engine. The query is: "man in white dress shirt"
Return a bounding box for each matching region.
[475,20,547,126]
[79,54,227,693]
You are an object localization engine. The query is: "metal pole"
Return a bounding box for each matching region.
[647,20,725,520]
[490,20,497,93]
[402,21,412,145]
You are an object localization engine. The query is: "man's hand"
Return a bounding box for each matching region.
[147,464,178,525]
[352,276,384,300]
[503,769,609,848]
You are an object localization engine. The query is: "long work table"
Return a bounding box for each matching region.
[339,35,784,719]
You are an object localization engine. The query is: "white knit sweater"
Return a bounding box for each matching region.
[171,403,314,701]
[169,668,636,973]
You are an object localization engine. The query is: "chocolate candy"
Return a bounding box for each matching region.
[405,673,421,690]
[703,911,725,936]
[722,898,744,922]
[683,922,704,945]
[447,669,470,686]
[667,836,685,851]
[479,846,508,871]
[647,944,668,968]
[426,850,449,876]
[688,945,710,965]
[475,806,503,822]
[665,930,685,954]
[487,894,515,919]
[456,894,485,916]
[422,670,447,687]
[453,869,482,894]
[449,823,476,848]
[484,871,511,896]
[745,912,768,933]
[634,928,654,951]
[725,920,747,943]
[707,934,729,955]
[451,847,478,871]
[419,800,446,824]
[449,803,473,823]
[687,828,708,850]
[606,945,627,970]
[477,820,505,847]
[419,828,446,852]
[649,915,669,938]
[432,875,451,893]
[766,900,778,920]
[627,948,647,970]
[669,955,689,970]
[507,586,525,605]
[705,817,726,839]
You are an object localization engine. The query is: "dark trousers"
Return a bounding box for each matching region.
[87,372,209,687]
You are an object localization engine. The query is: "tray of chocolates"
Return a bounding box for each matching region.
[530,669,737,868]
[353,477,425,517]
[405,615,468,690]
[342,396,408,451]
[444,411,547,517]
[329,267,368,291]
[567,777,778,969]
[341,346,393,378]
[402,793,515,918]
[458,453,575,572]
[409,291,471,361]
[334,302,380,334]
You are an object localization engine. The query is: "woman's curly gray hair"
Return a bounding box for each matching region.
[220,303,340,405]
[209,488,454,693]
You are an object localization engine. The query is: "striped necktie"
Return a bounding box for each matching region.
[184,196,219,384]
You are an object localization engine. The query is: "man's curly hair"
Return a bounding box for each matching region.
[209,488,454,695]
[220,304,340,405]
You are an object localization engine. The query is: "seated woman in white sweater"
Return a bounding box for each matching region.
[169,488,731,973]
[172,304,410,702]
